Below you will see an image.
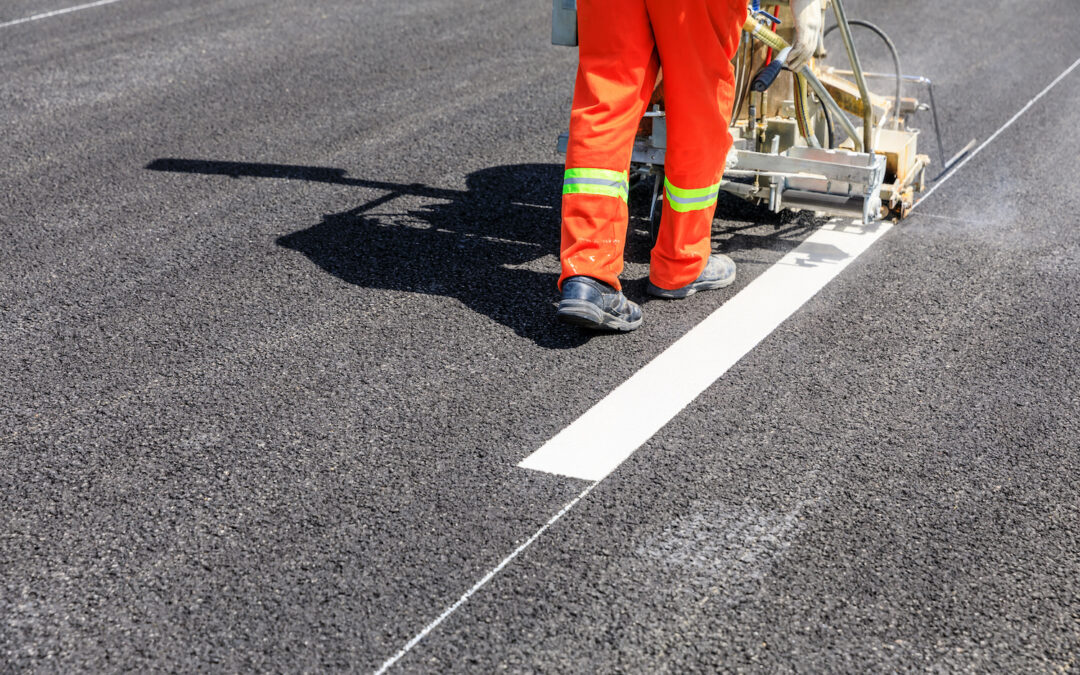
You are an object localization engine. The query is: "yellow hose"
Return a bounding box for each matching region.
[742,17,789,52]
[794,73,822,148]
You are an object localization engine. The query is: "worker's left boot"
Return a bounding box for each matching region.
[557,276,642,332]
[647,254,737,299]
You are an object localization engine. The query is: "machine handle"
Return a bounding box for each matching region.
[751,47,791,92]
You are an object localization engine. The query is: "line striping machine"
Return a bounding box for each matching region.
[553,0,974,230]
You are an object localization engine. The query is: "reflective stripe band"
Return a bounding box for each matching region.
[565,167,626,182]
[665,191,718,212]
[664,177,720,213]
[563,183,628,199]
[663,177,721,199]
[563,168,629,201]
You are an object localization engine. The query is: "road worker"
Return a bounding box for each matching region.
[556,0,823,331]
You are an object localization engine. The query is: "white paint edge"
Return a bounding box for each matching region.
[0,0,125,29]
[519,218,893,480]
[375,49,1080,675]
[373,482,597,675]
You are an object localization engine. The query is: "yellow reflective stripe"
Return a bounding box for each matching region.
[664,177,720,213]
[562,183,627,200]
[564,168,627,182]
[663,177,721,199]
[667,196,718,213]
[563,167,629,201]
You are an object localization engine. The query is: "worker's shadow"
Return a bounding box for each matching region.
[147,160,605,349]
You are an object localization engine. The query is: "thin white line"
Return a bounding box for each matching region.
[0,0,125,29]
[373,482,598,675]
[913,54,1080,210]
[519,218,892,480]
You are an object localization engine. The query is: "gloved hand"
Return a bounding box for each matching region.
[787,0,824,72]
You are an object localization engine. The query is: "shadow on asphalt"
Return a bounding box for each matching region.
[147,159,590,349]
[146,159,814,349]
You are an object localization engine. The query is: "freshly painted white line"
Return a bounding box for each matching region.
[520,52,1080,483]
[0,0,125,29]
[373,482,597,675]
[376,54,1080,674]
[913,53,1080,210]
[519,218,892,481]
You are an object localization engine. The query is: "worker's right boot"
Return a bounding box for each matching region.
[557,276,642,332]
[647,254,737,299]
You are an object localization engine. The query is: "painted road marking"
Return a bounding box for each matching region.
[521,49,1080,483]
[518,218,892,481]
[376,53,1080,675]
[0,0,125,29]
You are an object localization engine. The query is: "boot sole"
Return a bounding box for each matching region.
[647,272,736,299]
[557,299,642,332]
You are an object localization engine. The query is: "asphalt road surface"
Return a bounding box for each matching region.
[3,0,1079,671]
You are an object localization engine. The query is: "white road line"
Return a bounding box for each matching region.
[522,51,1080,483]
[913,53,1080,210]
[0,0,125,29]
[519,218,892,480]
[373,482,597,675]
[375,54,1080,675]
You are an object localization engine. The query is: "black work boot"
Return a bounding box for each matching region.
[557,276,643,332]
[647,253,737,299]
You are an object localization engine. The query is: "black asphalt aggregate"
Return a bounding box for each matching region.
[2,0,1078,672]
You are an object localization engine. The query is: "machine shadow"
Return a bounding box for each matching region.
[147,159,589,349]
[146,159,816,348]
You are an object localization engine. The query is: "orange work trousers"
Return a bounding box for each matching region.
[559,0,745,291]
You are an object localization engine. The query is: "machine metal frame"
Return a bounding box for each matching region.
[555,0,971,227]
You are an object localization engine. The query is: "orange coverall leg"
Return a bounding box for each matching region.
[559,0,745,292]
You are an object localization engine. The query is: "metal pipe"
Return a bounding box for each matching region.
[829,69,949,168]
[800,66,862,151]
[829,0,873,152]
[827,69,929,84]
[925,79,947,169]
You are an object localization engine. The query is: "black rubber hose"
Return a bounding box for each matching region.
[824,19,902,128]
[752,59,786,92]
[821,91,835,148]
